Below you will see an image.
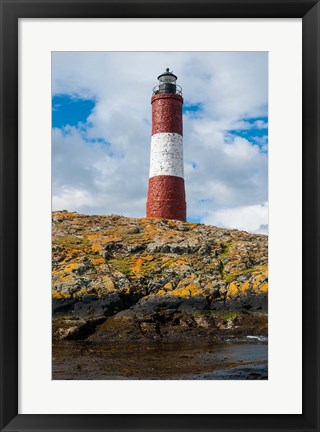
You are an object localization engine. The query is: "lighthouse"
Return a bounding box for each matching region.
[146,68,187,221]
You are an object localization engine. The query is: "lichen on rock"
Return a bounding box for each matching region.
[52,211,268,341]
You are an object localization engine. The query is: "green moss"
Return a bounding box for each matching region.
[140,260,159,275]
[109,257,133,276]
[191,312,203,318]
[53,235,89,246]
[213,242,232,279]
[222,311,238,321]
[219,241,231,258]
[224,266,259,282]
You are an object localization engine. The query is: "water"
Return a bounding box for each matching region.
[52,340,268,380]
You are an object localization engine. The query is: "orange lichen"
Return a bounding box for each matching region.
[240,281,250,292]
[130,257,145,274]
[260,282,268,293]
[102,276,116,292]
[92,256,104,266]
[130,255,156,275]
[52,290,71,299]
[73,287,89,298]
[52,212,268,303]
[171,283,204,297]
[227,281,239,298]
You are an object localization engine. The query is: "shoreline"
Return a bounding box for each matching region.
[52,338,268,380]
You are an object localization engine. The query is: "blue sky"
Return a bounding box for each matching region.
[52,52,268,233]
[52,95,95,128]
[182,103,203,118]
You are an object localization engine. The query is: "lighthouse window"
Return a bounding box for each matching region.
[159,75,176,84]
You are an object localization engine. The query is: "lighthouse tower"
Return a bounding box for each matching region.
[146,68,187,221]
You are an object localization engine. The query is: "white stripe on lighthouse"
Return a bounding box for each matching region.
[149,132,184,179]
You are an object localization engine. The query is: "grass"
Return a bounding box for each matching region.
[140,259,159,275]
[218,241,232,258]
[108,257,133,276]
[224,265,260,282]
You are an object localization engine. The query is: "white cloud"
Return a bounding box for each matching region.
[203,202,269,234]
[52,127,149,217]
[52,186,96,210]
[52,52,268,233]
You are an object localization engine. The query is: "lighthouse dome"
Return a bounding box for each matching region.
[157,68,177,83]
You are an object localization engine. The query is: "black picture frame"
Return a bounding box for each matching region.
[1,1,319,431]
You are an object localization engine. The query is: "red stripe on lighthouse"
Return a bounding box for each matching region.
[152,94,183,135]
[146,176,186,221]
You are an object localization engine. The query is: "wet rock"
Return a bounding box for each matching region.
[53,297,76,314]
[195,364,268,380]
[89,307,267,343]
[53,316,105,340]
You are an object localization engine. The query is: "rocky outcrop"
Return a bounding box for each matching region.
[52,211,268,340]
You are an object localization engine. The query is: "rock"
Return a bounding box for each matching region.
[58,325,82,340]
[52,211,268,340]
[125,226,140,234]
[198,242,211,255]
[193,364,268,380]
[132,295,183,315]
[127,244,147,253]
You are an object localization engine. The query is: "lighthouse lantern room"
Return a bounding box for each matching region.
[153,68,182,96]
[146,69,187,221]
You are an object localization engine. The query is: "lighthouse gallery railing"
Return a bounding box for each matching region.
[152,83,183,96]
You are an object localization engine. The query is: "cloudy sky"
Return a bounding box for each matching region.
[52,51,268,234]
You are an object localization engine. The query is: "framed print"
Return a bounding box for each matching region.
[51,50,269,382]
[0,1,319,431]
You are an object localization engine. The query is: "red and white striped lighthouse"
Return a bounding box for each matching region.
[146,68,187,221]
